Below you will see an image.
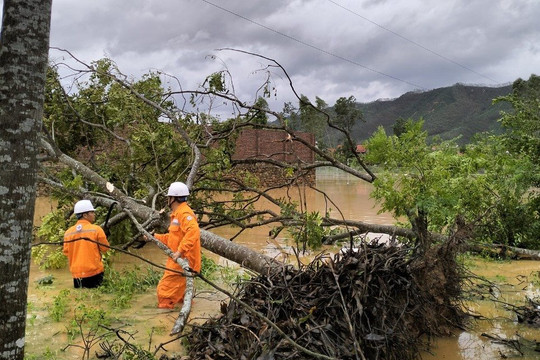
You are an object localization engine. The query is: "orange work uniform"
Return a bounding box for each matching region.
[154,202,201,309]
[63,219,109,279]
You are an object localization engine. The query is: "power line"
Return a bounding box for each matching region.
[327,0,500,84]
[198,0,426,90]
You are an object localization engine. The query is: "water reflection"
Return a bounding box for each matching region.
[424,259,540,360]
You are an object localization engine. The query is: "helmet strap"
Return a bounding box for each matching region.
[81,211,94,222]
[168,196,187,207]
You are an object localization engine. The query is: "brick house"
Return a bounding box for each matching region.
[231,128,316,186]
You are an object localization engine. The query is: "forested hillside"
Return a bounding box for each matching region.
[352,83,513,144]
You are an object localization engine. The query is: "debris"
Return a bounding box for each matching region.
[188,241,466,359]
[36,275,54,285]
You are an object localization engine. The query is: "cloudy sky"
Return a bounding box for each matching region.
[3,0,540,116]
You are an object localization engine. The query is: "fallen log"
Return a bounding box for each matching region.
[40,136,284,275]
[467,243,540,260]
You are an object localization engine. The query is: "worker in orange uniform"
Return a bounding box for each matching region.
[63,199,109,288]
[153,182,201,309]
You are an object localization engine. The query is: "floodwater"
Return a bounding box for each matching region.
[27,168,540,359]
[424,259,540,360]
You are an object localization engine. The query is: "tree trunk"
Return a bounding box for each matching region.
[321,221,418,244]
[200,229,284,275]
[0,1,52,358]
[467,243,540,261]
[411,208,430,253]
[40,137,285,275]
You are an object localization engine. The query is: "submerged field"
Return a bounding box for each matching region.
[25,248,540,360]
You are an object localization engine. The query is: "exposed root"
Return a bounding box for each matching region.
[188,240,466,359]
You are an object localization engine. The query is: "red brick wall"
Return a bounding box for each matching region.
[232,129,315,163]
[233,163,315,187]
[232,129,316,186]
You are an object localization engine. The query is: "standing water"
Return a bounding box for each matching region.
[28,168,540,359]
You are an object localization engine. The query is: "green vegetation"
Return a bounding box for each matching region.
[100,266,161,309]
[366,119,471,250]
[281,93,363,151]
[298,95,328,146]
[26,48,540,359]
[42,60,189,241]
[495,75,540,173]
[364,75,539,250]
[32,210,68,269]
[288,210,326,250]
[37,59,537,256]
[26,302,37,328]
[200,253,220,279]
[25,257,244,359]
[24,347,57,360]
[529,271,540,287]
[66,304,111,341]
[49,289,71,321]
[279,83,508,150]
[199,253,249,287]
[248,96,270,125]
[38,58,279,258]
[333,95,363,135]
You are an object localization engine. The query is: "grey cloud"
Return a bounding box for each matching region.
[4,0,537,109]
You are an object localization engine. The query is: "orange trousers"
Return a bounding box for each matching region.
[157,271,185,309]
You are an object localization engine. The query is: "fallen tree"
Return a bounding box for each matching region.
[467,243,540,261]
[38,49,432,274]
[32,49,536,359]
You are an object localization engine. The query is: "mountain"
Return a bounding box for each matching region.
[351,83,513,145]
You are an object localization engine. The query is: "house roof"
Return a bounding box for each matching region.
[356,144,366,153]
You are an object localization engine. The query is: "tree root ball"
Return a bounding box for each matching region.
[188,241,467,360]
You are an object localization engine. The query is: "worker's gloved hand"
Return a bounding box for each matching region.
[143,231,155,242]
[132,232,153,249]
[172,251,183,261]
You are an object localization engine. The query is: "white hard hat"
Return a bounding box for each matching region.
[74,200,96,214]
[167,182,189,197]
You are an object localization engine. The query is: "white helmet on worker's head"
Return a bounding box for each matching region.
[167,182,189,197]
[74,199,96,214]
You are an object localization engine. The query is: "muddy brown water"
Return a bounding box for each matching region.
[28,169,540,359]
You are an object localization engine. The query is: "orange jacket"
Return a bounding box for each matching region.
[63,219,109,278]
[155,202,201,273]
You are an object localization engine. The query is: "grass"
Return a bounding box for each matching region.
[25,258,245,360]
[100,265,161,309]
[49,289,71,321]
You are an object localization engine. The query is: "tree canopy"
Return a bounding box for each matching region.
[365,73,540,251]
